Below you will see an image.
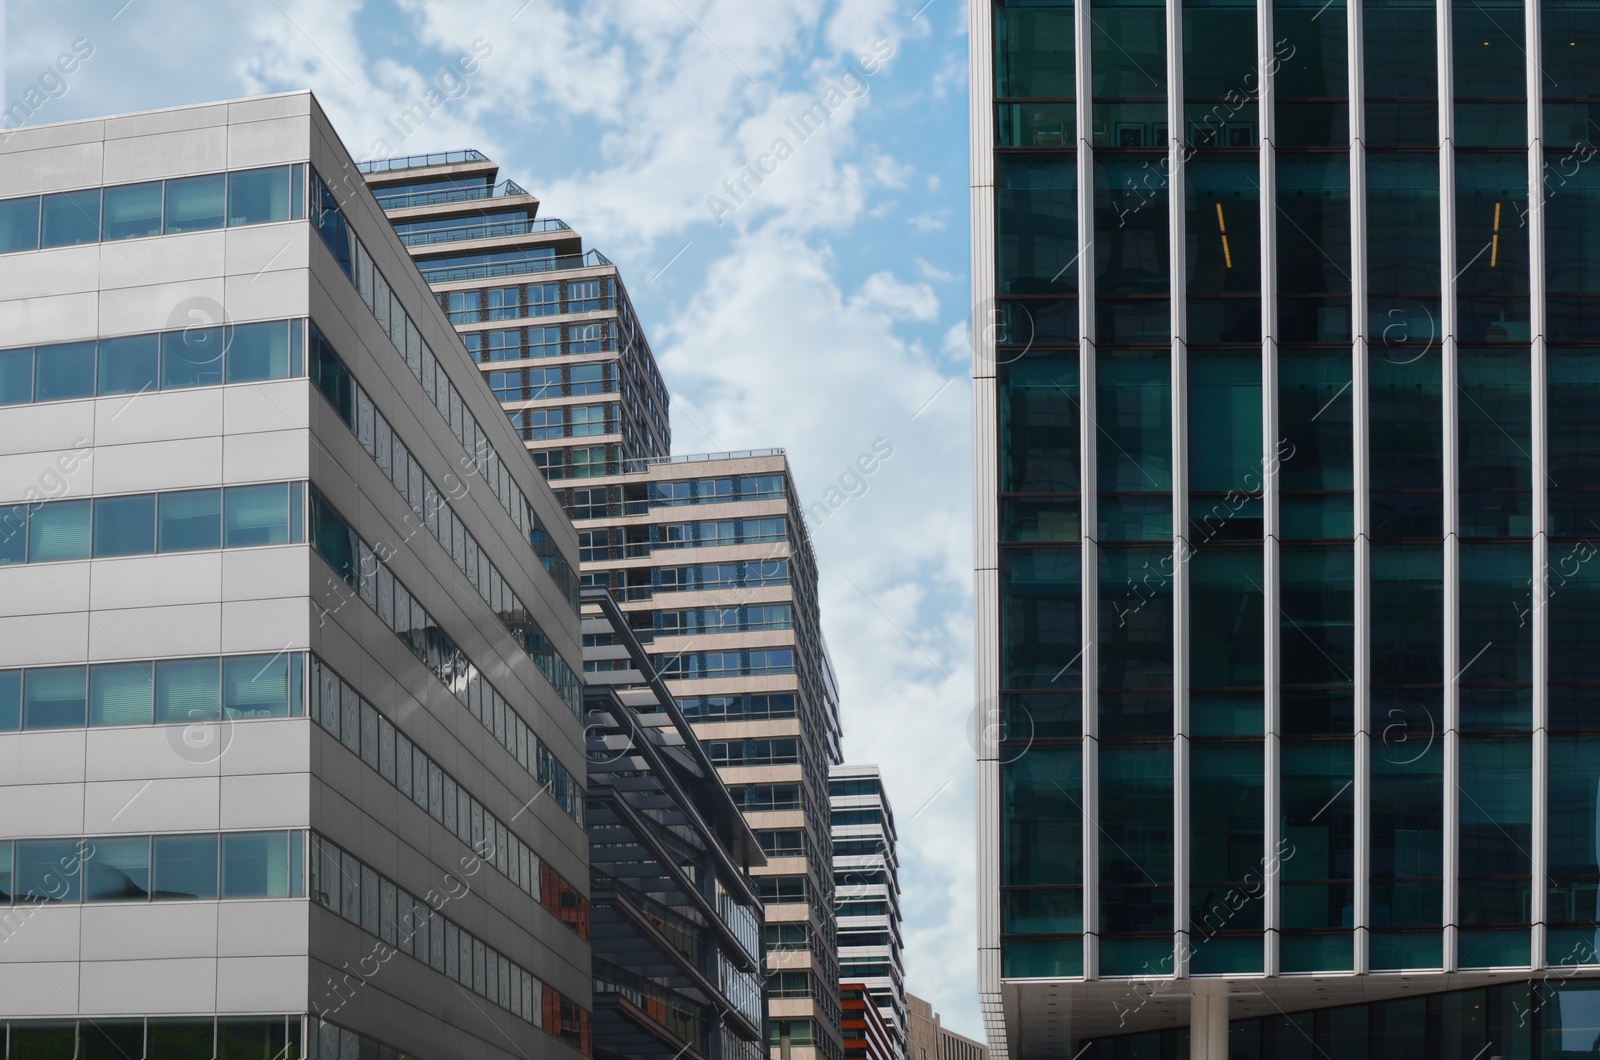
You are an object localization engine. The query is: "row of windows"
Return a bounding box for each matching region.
[656,648,796,678]
[307,656,587,929]
[416,247,567,284]
[308,833,560,1036]
[532,443,618,481]
[731,782,804,811]
[465,321,615,363]
[756,874,809,903]
[0,830,302,905]
[308,324,582,699]
[629,604,793,641]
[0,1016,301,1060]
[562,473,786,521]
[0,164,304,254]
[509,403,616,441]
[0,653,301,732]
[0,482,303,565]
[306,494,585,825]
[443,278,612,324]
[581,559,792,601]
[759,830,808,857]
[309,168,579,626]
[707,737,801,767]
[0,319,301,407]
[679,692,799,721]
[831,809,886,827]
[488,362,614,402]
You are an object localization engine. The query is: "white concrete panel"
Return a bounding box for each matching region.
[88,602,221,660]
[220,718,311,777]
[0,402,96,461]
[79,903,220,960]
[0,610,89,667]
[0,292,101,350]
[98,229,228,291]
[0,730,86,785]
[216,954,307,1012]
[0,962,79,1013]
[98,277,225,338]
[221,548,309,607]
[92,387,225,448]
[224,223,309,280]
[222,379,312,436]
[0,141,102,195]
[219,772,310,830]
[104,104,230,140]
[227,115,312,170]
[85,726,222,783]
[222,428,310,487]
[78,957,219,1014]
[0,563,91,616]
[81,776,220,833]
[227,93,313,128]
[0,781,85,836]
[216,900,308,957]
[92,436,223,494]
[0,906,81,962]
[0,245,101,303]
[223,267,308,325]
[0,445,95,502]
[89,553,224,612]
[220,595,307,655]
[101,125,229,184]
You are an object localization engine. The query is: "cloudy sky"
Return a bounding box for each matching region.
[10,0,982,1037]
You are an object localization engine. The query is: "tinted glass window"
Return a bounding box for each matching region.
[161,327,225,389]
[164,173,225,233]
[92,494,156,557]
[0,670,19,730]
[101,181,163,241]
[0,347,30,405]
[96,334,159,396]
[84,836,151,902]
[89,661,154,727]
[225,483,290,546]
[155,657,220,724]
[226,320,292,382]
[40,189,101,248]
[28,500,91,562]
[227,167,292,226]
[14,839,81,902]
[151,834,219,900]
[33,340,95,402]
[158,489,222,552]
[0,196,39,252]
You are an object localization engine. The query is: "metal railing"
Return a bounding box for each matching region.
[418,248,612,284]
[620,448,786,474]
[373,178,529,210]
[357,149,488,173]
[398,217,572,247]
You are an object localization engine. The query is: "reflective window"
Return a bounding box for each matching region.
[164,173,226,234]
[101,181,163,241]
[158,489,222,552]
[89,662,154,728]
[92,494,156,558]
[14,840,81,903]
[0,195,39,253]
[226,166,293,227]
[155,657,220,725]
[161,326,225,389]
[151,834,219,901]
[85,837,151,903]
[97,333,159,396]
[40,189,100,248]
[33,340,95,402]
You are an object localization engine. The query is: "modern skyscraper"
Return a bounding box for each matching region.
[830,764,907,1057]
[0,93,591,1058]
[581,588,768,1060]
[359,152,669,480]
[364,160,846,1060]
[840,982,897,1060]
[972,0,1600,1055]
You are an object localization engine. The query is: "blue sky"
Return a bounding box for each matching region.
[10,0,980,1036]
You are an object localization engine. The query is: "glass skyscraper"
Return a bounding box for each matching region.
[971,0,1600,1054]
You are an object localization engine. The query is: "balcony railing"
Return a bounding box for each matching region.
[357,149,489,173]
[373,178,529,211]
[418,249,612,284]
[398,217,572,247]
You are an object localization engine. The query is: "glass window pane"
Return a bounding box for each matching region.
[217,1017,289,1060]
[102,181,163,240]
[152,833,219,900]
[226,320,290,382]
[83,836,151,902]
[225,483,291,547]
[158,488,222,552]
[97,334,159,397]
[9,1022,76,1059]
[80,1020,148,1060]
[164,173,226,233]
[89,661,154,727]
[93,493,156,557]
[14,839,82,902]
[161,327,225,389]
[33,340,96,402]
[0,195,40,252]
[222,831,289,898]
[24,665,86,729]
[223,654,291,719]
[147,1018,215,1059]
[0,346,34,404]
[155,657,220,724]
[0,504,24,565]
[0,669,19,730]
[227,166,292,226]
[40,188,101,248]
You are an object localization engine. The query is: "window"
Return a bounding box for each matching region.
[569,363,605,395]
[226,167,293,227]
[0,347,30,405]
[14,840,81,903]
[152,834,219,900]
[34,340,95,402]
[223,654,299,719]
[156,657,220,724]
[102,181,162,241]
[97,333,159,396]
[757,875,809,903]
[568,322,606,354]
[0,671,18,731]
[89,662,154,727]
[158,489,222,552]
[487,286,521,320]
[570,404,607,437]
[766,922,811,950]
[448,290,482,325]
[527,283,560,315]
[23,666,86,729]
[40,189,100,248]
[568,279,604,313]
[528,325,562,358]
[85,837,150,902]
[758,830,807,856]
[221,831,293,898]
[226,320,296,383]
[161,327,225,389]
[224,482,296,547]
[0,196,39,252]
[28,499,92,560]
[93,494,156,557]
[164,173,226,233]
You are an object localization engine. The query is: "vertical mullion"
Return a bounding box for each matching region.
[1169,0,1191,982]
[1439,0,1461,975]
[1078,0,1102,984]
[1259,0,1282,979]
[1526,0,1548,973]
[1349,0,1373,976]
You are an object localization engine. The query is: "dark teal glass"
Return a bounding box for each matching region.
[995,1,1075,100]
[1189,349,1262,493]
[1456,153,1530,342]
[1279,348,1354,538]
[1274,0,1348,146]
[1189,741,1264,971]
[1459,543,1533,727]
[1276,156,1351,341]
[33,340,95,402]
[1459,347,1532,537]
[1097,348,1171,492]
[1100,743,1173,966]
[1370,349,1442,538]
[96,334,159,396]
[1549,348,1600,535]
[1542,0,1600,148]
[997,155,1078,294]
[40,189,100,248]
[1003,743,1083,941]
[1099,546,1175,693]
[1280,545,1354,689]
[1189,546,1263,691]
[1363,0,1437,146]
[1094,158,1171,343]
[1370,736,1442,930]
[1453,0,1526,147]
[1186,157,1262,342]
[1548,545,1600,728]
[1000,354,1079,495]
[1090,0,1166,149]
[1183,0,1257,103]
[92,494,156,558]
[1371,544,1443,685]
[1459,737,1532,926]
[1546,151,1600,347]
[1001,548,1083,690]
[1365,152,1441,329]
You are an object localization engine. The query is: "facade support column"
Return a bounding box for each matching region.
[1189,993,1229,1060]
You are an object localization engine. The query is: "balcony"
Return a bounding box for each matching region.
[373,178,529,211]
[419,248,612,285]
[357,149,489,174]
[398,216,573,248]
